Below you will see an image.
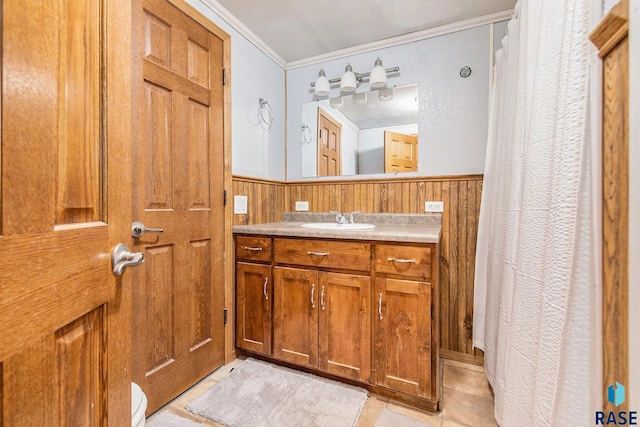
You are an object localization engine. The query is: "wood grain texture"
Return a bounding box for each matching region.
[236,262,272,355]
[591,0,629,412]
[234,175,483,361]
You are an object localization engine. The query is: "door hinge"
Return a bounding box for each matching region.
[319,130,322,138]
[224,308,228,325]
[223,69,227,86]
[224,189,227,206]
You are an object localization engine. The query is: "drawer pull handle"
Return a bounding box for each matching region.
[308,251,330,256]
[244,246,263,252]
[387,257,416,264]
[263,277,269,300]
[321,286,325,311]
[378,293,383,320]
[311,284,316,309]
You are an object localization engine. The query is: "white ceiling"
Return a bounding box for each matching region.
[208,0,516,66]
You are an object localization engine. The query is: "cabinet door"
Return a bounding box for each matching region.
[236,263,272,355]
[273,267,319,368]
[318,273,370,381]
[373,278,433,398]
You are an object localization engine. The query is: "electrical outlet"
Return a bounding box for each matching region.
[295,201,309,211]
[234,195,248,214]
[425,201,444,213]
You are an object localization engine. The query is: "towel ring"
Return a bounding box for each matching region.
[258,98,273,130]
[301,124,312,144]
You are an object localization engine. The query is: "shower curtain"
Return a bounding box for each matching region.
[473,1,597,425]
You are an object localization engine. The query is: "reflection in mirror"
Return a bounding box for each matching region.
[301,84,419,177]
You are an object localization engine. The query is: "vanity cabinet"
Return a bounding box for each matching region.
[234,232,440,410]
[272,237,371,382]
[235,237,273,355]
[372,243,439,402]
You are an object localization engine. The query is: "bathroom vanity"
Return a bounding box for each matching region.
[233,213,442,411]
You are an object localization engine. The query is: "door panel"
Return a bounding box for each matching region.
[384,131,418,173]
[373,278,432,398]
[317,108,342,176]
[133,0,225,413]
[1,0,132,424]
[318,273,370,381]
[273,267,319,367]
[236,263,272,355]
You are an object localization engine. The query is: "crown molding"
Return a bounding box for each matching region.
[286,9,514,70]
[199,0,288,68]
[197,0,513,71]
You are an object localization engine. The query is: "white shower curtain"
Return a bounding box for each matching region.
[473,1,597,425]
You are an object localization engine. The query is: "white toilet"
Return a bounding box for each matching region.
[132,382,147,427]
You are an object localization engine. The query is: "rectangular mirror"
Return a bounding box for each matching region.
[301,84,419,177]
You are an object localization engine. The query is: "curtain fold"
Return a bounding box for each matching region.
[473,1,596,425]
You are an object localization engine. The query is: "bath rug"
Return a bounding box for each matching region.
[374,407,436,427]
[147,411,205,427]
[185,357,368,427]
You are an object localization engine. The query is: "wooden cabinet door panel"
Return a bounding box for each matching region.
[373,278,433,398]
[236,263,272,355]
[273,267,319,368]
[318,273,370,381]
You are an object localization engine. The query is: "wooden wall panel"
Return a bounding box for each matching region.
[232,176,286,225]
[590,0,629,412]
[232,175,484,362]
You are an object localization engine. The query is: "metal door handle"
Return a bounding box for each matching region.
[321,286,325,311]
[311,284,316,309]
[263,277,269,300]
[112,244,144,276]
[378,293,383,320]
[132,221,164,238]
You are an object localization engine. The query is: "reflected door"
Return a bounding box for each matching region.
[384,131,418,173]
[318,109,342,176]
[132,0,226,413]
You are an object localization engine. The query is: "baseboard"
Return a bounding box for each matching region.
[440,349,484,366]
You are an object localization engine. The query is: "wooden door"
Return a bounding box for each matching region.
[384,131,418,173]
[317,109,342,176]
[0,0,133,425]
[236,263,272,355]
[273,267,319,368]
[318,273,370,381]
[132,0,226,413]
[373,278,433,398]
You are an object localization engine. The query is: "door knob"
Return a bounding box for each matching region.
[112,244,144,276]
[132,221,164,238]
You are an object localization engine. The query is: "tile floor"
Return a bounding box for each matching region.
[146,357,499,427]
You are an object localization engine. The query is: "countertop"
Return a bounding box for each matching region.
[232,212,442,244]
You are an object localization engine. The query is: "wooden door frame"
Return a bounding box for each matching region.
[132,0,234,365]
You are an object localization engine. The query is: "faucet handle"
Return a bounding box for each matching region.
[348,211,361,223]
[329,210,342,223]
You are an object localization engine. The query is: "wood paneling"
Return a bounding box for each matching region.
[590,0,629,412]
[233,175,483,362]
[232,176,286,225]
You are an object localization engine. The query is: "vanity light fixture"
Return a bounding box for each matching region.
[311,57,399,97]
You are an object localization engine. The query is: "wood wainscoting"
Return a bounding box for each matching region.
[232,174,484,363]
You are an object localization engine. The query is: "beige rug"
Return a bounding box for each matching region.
[374,407,436,427]
[147,411,204,427]
[186,358,368,427]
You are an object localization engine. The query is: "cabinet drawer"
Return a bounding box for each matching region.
[274,238,371,271]
[374,244,432,280]
[236,236,272,262]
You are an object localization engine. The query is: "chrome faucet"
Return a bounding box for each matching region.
[330,210,360,224]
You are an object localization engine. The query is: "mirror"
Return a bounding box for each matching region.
[301,84,419,177]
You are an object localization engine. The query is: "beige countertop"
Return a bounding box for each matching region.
[232,213,442,244]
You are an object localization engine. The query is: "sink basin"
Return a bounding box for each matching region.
[301,222,375,230]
